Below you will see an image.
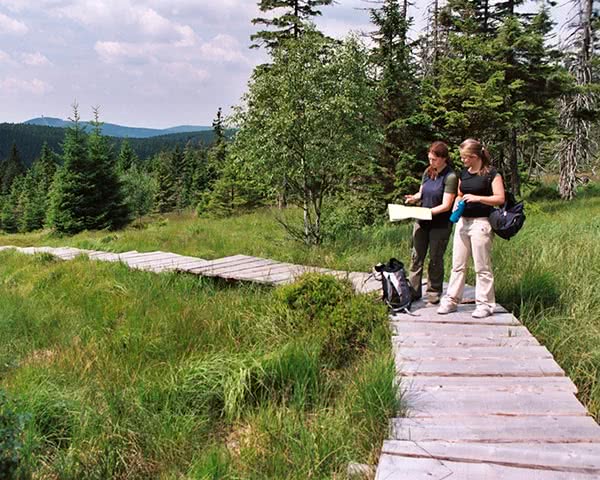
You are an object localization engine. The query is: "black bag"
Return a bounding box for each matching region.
[374,258,412,313]
[488,192,525,240]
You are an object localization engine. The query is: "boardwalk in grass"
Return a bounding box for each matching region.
[0,246,381,294]
[376,298,600,480]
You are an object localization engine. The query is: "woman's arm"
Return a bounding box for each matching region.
[404,185,424,204]
[431,192,456,216]
[462,175,505,206]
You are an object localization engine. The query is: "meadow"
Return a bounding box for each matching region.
[0,183,599,478]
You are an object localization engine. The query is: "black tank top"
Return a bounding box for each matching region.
[460,167,498,218]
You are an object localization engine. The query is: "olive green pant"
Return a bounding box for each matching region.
[408,221,452,303]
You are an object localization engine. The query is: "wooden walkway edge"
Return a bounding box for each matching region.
[376,297,600,479]
[0,245,381,294]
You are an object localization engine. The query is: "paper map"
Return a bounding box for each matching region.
[388,204,432,222]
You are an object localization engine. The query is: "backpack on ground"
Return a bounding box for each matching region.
[488,192,525,240]
[374,258,412,314]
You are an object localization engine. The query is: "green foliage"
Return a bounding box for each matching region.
[277,273,354,323]
[250,0,333,51]
[277,273,388,366]
[321,294,388,367]
[48,107,129,233]
[0,390,29,480]
[232,31,378,244]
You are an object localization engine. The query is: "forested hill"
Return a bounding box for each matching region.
[0,123,217,166]
[24,117,212,138]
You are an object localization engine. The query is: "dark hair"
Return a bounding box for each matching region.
[459,138,491,175]
[426,141,450,179]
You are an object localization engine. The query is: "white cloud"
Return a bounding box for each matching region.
[0,11,28,34]
[94,41,155,64]
[0,77,52,95]
[198,34,249,63]
[0,49,11,62]
[21,52,52,66]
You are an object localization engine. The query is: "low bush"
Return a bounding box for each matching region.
[0,390,29,480]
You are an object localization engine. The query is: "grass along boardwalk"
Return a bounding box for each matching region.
[376,297,600,479]
[0,245,381,294]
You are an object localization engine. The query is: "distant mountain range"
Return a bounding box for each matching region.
[24,117,212,139]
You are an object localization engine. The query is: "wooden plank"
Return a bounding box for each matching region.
[394,345,553,361]
[381,441,600,475]
[393,334,540,347]
[399,376,578,393]
[128,254,194,266]
[392,322,533,338]
[390,416,600,443]
[396,311,521,326]
[398,358,564,377]
[392,334,539,347]
[376,454,599,480]
[403,391,587,417]
[186,254,260,271]
[197,258,282,275]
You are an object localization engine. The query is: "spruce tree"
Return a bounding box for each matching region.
[116,139,138,173]
[87,109,130,229]
[49,105,129,233]
[153,151,178,213]
[250,0,334,51]
[369,0,426,198]
[1,143,26,195]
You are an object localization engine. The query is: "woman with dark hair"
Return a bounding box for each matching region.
[437,138,505,318]
[404,141,457,304]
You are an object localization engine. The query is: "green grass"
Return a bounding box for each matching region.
[0,252,399,479]
[1,187,599,477]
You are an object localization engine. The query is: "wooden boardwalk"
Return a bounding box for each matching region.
[0,246,381,294]
[376,297,600,479]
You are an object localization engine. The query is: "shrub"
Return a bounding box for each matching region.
[276,273,354,325]
[321,295,388,367]
[0,390,29,480]
[526,183,560,201]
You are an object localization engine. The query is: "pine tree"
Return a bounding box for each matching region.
[1,143,26,195]
[1,177,24,233]
[87,108,130,229]
[250,0,334,51]
[153,151,178,213]
[49,104,129,233]
[116,139,138,173]
[369,0,427,199]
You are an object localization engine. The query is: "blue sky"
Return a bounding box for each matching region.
[0,1,572,128]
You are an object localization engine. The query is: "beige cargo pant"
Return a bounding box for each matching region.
[443,216,496,311]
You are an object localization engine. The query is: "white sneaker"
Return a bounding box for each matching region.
[437,302,457,314]
[472,306,492,318]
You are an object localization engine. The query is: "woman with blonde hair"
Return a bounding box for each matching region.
[404,141,457,304]
[437,138,505,318]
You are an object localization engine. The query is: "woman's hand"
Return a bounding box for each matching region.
[462,194,481,203]
[404,194,419,205]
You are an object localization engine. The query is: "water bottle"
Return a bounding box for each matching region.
[450,200,466,223]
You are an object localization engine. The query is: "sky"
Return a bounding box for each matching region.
[0,1,573,128]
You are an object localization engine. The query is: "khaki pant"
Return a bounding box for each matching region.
[444,217,495,310]
[408,222,452,303]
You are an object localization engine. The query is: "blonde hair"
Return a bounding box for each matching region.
[459,138,491,175]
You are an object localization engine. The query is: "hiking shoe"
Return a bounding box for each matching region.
[437,301,457,314]
[472,306,493,318]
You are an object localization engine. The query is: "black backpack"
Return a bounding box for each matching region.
[374,258,412,314]
[489,192,525,240]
